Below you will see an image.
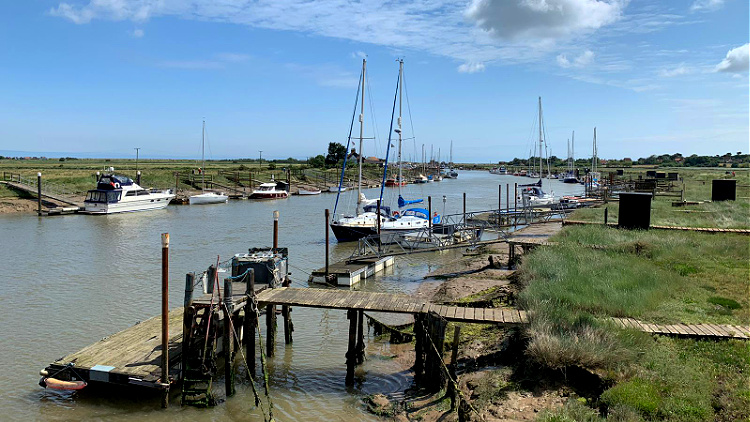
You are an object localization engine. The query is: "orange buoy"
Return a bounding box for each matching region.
[43,377,87,391]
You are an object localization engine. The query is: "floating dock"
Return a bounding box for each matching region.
[309,255,395,286]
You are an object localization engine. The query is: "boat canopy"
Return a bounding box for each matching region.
[97,175,134,190]
[398,195,423,208]
[363,204,391,216]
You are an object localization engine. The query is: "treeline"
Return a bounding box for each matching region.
[502,151,749,168]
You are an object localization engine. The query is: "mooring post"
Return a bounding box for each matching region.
[207,265,216,294]
[345,309,357,386]
[273,210,279,252]
[604,207,608,225]
[514,183,518,228]
[414,315,423,382]
[181,273,195,383]
[324,209,330,281]
[355,310,365,364]
[506,183,510,214]
[223,278,234,397]
[428,196,432,230]
[244,269,257,378]
[160,233,170,408]
[498,185,501,215]
[449,325,461,411]
[282,276,293,344]
[37,172,42,216]
[266,302,276,358]
[136,170,141,185]
[462,192,466,224]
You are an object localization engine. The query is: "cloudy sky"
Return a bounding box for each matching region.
[0,0,747,162]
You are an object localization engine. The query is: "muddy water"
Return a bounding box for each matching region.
[0,171,582,421]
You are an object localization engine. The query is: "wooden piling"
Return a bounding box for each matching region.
[506,183,510,213]
[223,279,234,397]
[462,192,466,224]
[355,310,365,364]
[282,277,293,344]
[325,209,330,281]
[244,269,256,378]
[181,273,194,383]
[498,185,501,213]
[160,233,170,408]
[207,265,216,294]
[345,309,357,386]
[273,210,279,251]
[266,302,276,358]
[37,173,42,216]
[428,196,432,229]
[604,207,609,225]
[449,325,461,411]
[414,314,424,381]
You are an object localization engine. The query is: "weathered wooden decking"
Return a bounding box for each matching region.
[611,318,750,339]
[563,220,750,235]
[256,287,528,324]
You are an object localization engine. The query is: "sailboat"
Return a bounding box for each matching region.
[442,141,458,179]
[330,59,387,242]
[563,130,578,183]
[381,59,436,234]
[518,97,556,207]
[189,120,228,205]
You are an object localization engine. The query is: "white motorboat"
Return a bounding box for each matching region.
[189,192,228,205]
[250,179,290,199]
[84,174,174,214]
[190,120,228,205]
[328,186,347,193]
[517,185,557,207]
[298,188,321,195]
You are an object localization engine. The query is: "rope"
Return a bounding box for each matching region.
[201,256,223,369]
[418,317,485,421]
[221,301,270,421]
[255,302,276,421]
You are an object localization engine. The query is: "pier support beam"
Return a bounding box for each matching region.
[266,303,276,358]
[223,279,235,397]
[282,277,293,344]
[37,173,42,216]
[181,273,195,383]
[345,309,357,386]
[244,270,257,378]
[414,314,424,382]
[355,310,365,364]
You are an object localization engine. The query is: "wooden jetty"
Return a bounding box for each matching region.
[309,255,395,286]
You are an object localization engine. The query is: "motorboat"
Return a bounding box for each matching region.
[298,188,322,195]
[385,177,407,187]
[84,174,174,214]
[189,192,228,205]
[517,185,557,207]
[328,186,347,193]
[250,179,289,199]
[413,174,428,184]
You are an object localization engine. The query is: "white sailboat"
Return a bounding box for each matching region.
[518,97,556,207]
[190,120,228,205]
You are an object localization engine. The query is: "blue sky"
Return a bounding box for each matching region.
[0,0,747,162]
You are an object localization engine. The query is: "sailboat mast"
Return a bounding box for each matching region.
[450,140,453,165]
[572,130,575,172]
[397,59,403,197]
[592,127,597,174]
[201,119,206,191]
[538,96,543,177]
[357,58,366,213]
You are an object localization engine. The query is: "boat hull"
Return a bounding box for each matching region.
[189,193,228,205]
[298,189,321,195]
[330,223,378,242]
[84,194,174,214]
[249,192,289,200]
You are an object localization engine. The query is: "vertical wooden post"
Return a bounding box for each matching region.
[244,269,256,378]
[37,173,42,216]
[223,278,234,397]
[206,265,216,294]
[282,277,292,344]
[462,192,466,224]
[414,315,423,382]
[181,273,194,382]
[266,303,276,358]
[160,233,170,408]
[355,310,365,364]
[498,185,501,214]
[514,183,518,228]
[325,209,330,281]
[506,184,510,214]
[449,325,461,411]
[604,207,608,225]
[345,309,357,386]
[428,196,432,229]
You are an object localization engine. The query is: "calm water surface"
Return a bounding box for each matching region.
[0,171,582,421]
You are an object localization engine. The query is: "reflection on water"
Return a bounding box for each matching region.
[0,171,582,421]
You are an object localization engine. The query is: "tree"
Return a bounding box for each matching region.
[325,142,347,167]
[308,154,326,168]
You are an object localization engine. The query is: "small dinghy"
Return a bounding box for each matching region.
[298,188,321,195]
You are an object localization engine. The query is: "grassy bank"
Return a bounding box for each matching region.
[516,179,749,420]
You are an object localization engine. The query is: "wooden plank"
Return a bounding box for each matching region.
[726,325,748,339]
[698,324,720,337]
[708,324,730,338]
[518,310,529,323]
[693,324,714,337]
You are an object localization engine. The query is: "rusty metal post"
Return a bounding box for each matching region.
[273,210,279,252]
[160,233,170,408]
[223,278,234,397]
[37,173,42,216]
[325,209,330,281]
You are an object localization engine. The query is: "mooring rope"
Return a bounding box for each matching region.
[254,301,276,422]
[418,317,485,421]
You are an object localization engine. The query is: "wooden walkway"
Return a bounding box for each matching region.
[256,287,529,324]
[563,220,750,235]
[611,318,750,339]
[2,180,83,207]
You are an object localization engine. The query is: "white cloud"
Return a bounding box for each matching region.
[131,28,144,38]
[714,43,749,73]
[465,0,628,41]
[50,0,153,24]
[457,62,485,73]
[215,52,251,62]
[556,49,594,68]
[351,51,367,59]
[659,63,691,77]
[689,0,724,12]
